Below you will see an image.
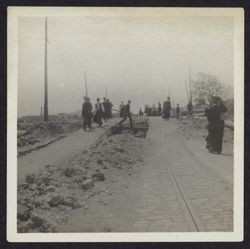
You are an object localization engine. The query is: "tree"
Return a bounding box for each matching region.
[192,73,231,105]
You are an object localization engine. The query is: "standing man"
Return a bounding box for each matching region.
[107,99,113,119]
[82,97,93,131]
[158,102,162,116]
[163,97,172,120]
[103,97,108,122]
[176,104,180,119]
[205,96,227,154]
[118,100,133,127]
[94,97,103,127]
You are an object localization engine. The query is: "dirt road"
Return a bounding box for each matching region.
[56,117,233,232]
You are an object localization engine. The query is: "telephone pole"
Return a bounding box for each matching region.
[105,88,108,99]
[189,67,192,105]
[44,17,49,121]
[84,71,88,97]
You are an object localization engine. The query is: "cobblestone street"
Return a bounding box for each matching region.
[58,117,233,232]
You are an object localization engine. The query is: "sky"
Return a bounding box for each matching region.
[17,10,234,116]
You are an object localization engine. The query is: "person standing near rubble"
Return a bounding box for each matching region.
[118,100,134,127]
[82,97,93,131]
[205,96,227,154]
[158,102,162,116]
[163,97,172,120]
[120,101,125,117]
[94,98,103,127]
[176,104,180,119]
[103,97,108,122]
[107,99,113,119]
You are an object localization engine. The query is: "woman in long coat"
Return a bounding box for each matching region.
[205,96,227,154]
[94,98,104,127]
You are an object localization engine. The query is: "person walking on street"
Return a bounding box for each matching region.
[176,104,180,119]
[94,98,104,127]
[205,96,227,154]
[82,97,93,131]
[118,100,133,127]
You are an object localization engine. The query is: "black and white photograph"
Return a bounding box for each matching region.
[7,7,244,242]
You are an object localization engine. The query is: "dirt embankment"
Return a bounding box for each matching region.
[18,115,82,156]
[177,117,234,144]
[17,132,145,233]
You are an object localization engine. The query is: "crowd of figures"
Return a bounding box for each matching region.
[81,97,113,130]
[82,94,228,155]
[137,97,181,120]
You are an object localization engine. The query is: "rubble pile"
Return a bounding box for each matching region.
[18,122,64,147]
[17,133,144,233]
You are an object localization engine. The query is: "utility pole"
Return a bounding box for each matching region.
[189,67,192,105]
[40,106,43,117]
[84,71,88,97]
[44,17,49,121]
[185,80,190,103]
[105,88,108,99]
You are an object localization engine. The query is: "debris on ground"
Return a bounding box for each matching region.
[17,114,82,156]
[17,132,145,232]
[178,117,234,144]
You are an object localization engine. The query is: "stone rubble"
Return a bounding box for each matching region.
[17,132,145,232]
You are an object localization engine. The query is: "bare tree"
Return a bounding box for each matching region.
[192,73,231,105]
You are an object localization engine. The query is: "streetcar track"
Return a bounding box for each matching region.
[160,127,205,232]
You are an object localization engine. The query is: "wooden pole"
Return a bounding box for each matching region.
[189,67,192,105]
[185,80,190,102]
[44,17,49,121]
[84,71,88,97]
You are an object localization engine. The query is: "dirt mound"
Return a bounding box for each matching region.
[24,121,64,137]
[18,122,64,147]
[17,133,145,232]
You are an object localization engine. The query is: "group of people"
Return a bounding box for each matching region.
[143,97,180,120]
[81,97,113,130]
[82,94,228,155]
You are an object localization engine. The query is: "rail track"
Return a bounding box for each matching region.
[160,127,206,232]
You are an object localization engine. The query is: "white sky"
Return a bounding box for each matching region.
[18,11,234,116]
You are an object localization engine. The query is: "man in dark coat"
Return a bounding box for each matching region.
[103,97,108,122]
[176,104,180,119]
[163,97,171,120]
[94,97,103,127]
[205,96,227,154]
[118,100,133,127]
[107,99,113,119]
[158,102,162,116]
[82,97,93,130]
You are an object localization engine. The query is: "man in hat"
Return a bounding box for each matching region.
[118,100,133,127]
[94,97,103,127]
[163,97,172,120]
[176,104,180,119]
[102,97,108,122]
[82,97,93,130]
[205,96,227,154]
